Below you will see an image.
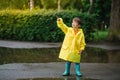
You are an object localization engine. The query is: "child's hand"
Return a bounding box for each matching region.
[79,50,82,54]
[56,16,60,21]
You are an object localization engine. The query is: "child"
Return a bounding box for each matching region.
[57,17,86,77]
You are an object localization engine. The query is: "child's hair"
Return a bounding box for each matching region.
[73,17,82,25]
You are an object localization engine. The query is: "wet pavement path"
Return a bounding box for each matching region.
[0,40,120,50]
[0,40,120,80]
[0,62,120,80]
[0,40,61,49]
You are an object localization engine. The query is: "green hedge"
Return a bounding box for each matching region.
[0,10,97,42]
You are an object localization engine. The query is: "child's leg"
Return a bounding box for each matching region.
[62,61,71,76]
[75,63,82,77]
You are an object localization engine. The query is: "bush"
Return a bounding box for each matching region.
[0,10,97,42]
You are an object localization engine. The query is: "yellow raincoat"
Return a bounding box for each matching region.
[57,18,86,63]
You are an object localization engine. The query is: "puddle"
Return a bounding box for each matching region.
[18,77,100,80]
[81,47,120,63]
[0,47,120,64]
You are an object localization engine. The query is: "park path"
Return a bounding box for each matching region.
[0,40,120,50]
[0,40,120,80]
[0,62,120,80]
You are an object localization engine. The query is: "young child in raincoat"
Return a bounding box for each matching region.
[57,17,86,77]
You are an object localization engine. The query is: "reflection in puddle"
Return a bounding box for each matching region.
[81,47,120,63]
[0,47,120,64]
[18,77,99,80]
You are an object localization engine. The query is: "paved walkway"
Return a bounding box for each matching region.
[0,62,120,80]
[0,40,61,48]
[0,40,120,50]
[0,40,120,80]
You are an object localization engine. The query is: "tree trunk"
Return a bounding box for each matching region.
[88,0,94,14]
[108,0,120,41]
[30,0,34,11]
[58,0,61,11]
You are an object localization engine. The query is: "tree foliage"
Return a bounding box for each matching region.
[0,0,114,41]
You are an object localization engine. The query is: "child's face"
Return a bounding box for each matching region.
[72,20,79,28]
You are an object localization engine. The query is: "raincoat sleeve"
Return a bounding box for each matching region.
[57,18,68,34]
[79,30,86,50]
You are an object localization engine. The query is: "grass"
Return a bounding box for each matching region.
[92,29,108,42]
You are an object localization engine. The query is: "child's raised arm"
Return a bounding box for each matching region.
[57,17,68,34]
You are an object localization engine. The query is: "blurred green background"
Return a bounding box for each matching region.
[0,0,118,42]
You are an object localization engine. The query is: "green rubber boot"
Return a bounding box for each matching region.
[62,62,71,76]
[75,63,82,77]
